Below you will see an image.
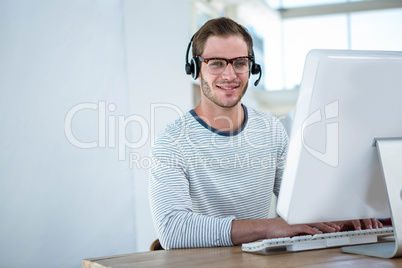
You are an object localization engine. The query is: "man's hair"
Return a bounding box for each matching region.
[192,17,253,58]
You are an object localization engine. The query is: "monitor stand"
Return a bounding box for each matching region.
[342,138,402,258]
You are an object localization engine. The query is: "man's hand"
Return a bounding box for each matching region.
[231,217,340,245]
[333,218,383,231]
[264,217,341,238]
[230,217,383,246]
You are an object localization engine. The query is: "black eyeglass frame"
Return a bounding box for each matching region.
[197,56,253,74]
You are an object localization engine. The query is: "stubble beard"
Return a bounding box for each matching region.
[200,73,248,109]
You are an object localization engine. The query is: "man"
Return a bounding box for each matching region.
[149,17,381,249]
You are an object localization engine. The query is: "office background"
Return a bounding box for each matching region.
[0,0,401,267]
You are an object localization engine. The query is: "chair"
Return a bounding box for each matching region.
[150,239,164,251]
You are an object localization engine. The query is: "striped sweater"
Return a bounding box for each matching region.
[149,105,288,249]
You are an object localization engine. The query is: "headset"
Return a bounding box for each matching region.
[185,34,262,87]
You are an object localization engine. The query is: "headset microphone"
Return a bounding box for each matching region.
[253,65,262,87]
[185,35,262,86]
[250,49,262,87]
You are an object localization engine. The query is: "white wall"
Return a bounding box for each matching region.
[0,0,192,267]
[123,0,193,252]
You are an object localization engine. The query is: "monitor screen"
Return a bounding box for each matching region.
[277,49,402,225]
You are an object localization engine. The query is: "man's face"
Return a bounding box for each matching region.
[198,35,249,109]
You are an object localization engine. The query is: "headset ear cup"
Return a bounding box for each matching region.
[190,57,199,79]
[251,63,261,75]
[185,63,192,75]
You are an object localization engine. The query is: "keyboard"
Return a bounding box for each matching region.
[242,227,394,254]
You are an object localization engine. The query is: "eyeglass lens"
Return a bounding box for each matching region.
[207,58,250,74]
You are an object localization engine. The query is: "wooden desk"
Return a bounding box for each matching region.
[83,246,402,267]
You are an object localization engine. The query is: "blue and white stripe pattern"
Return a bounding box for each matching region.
[149,105,288,249]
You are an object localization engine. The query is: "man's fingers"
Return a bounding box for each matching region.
[353,218,383,230]
[377,219,383,228]
[326,222,341,232]
[370,218,383,229]
[302,225,323,235]
[362,218,373,229]
[309,222,339,233]
[352,220,362,230]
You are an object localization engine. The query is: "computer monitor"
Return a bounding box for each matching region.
[276,49,402,258]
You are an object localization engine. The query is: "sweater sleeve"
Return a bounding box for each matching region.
[149,133,235,249]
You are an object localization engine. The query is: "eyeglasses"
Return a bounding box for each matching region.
[197,56,253,75]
